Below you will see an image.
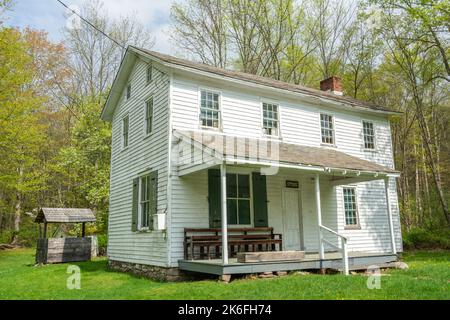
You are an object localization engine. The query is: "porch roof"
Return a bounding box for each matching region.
[174,130,399,176]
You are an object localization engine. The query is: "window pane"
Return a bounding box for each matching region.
[343,188,357,226]
[227,199,238,225]
[123,117,129,147]
[262,102,279,135]
[363,121,375,149]
[238,200,251,224]
[200,90,220,128]
[147,65,152,82]
[238,174,250,198]
[321,114,334,144]
[226,174,237,198]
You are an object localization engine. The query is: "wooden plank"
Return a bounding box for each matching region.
[185,227,274,233]
[179,254,398,275]
[237,251,305,263]
[36,237,92,264]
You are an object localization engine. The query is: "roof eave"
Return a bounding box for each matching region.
[101,47,136,122]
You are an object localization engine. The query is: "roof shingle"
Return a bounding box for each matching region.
[175,130,398,174]
[133,46,399,114]
[35,208,96,223]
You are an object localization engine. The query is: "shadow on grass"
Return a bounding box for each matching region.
[74,259,108,272]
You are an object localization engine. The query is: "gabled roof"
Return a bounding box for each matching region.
[175,130,399,175]
[35,208,96,223]
[101,46,400,121]
[132,47,399,114]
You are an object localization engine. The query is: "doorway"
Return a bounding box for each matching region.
[282,188,304,251]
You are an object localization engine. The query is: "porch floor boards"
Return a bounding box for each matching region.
[178,251,398,275]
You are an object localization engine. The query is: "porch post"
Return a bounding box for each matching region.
[384,177,397,255]
[315,173,324,260]
[220,163,229,264]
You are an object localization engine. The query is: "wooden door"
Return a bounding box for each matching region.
[282,188,303,251]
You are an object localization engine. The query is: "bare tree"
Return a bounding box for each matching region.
[306,0,357,79]
[383,10,450,225]
[342,10,383,98]
[64,0,154,98]
[171,0,228,68]
[227,0,263,73]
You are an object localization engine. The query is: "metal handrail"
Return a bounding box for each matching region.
[319,225,349,275]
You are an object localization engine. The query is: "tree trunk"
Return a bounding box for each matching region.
[11,193,22,245]
[414,95,450,225]
[422,140,432,227]
[11,167,23,245]
[414,137,422,225]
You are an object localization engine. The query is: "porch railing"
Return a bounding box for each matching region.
[319,225,349,275]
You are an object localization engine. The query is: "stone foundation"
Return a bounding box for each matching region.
[108,259,200,282]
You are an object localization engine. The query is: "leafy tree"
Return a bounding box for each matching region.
[0,28,46,243]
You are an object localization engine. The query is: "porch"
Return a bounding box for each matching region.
[173,130,401,275]
[179,251,398,275]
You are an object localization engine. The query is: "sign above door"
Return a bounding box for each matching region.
[285,180,299,189]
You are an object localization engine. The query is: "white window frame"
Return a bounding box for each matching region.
[261,100,281,138]
[342,186,360,229]
[138,173,152,231]
[146,64,153,84]
[198,88,222,130]
[126,83,131,100]
[121,114,129,150]
[320,113,336,146]
[144,96,154,136]
[226,170,253,227]
[362,120,376,151]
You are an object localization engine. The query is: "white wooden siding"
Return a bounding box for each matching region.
[108,59,170,267]
[168,74,402,266]
[107,63,402,268]
[169,167,401,266]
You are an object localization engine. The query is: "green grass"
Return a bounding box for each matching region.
[0,249,448,300]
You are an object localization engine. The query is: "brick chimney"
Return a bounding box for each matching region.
[320,76,343,96]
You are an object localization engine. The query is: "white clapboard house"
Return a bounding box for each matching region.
[101,46,402,280]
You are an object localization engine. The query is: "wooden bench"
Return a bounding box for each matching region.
[184,227,282,260]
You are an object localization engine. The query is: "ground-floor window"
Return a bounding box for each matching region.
[226,174,251,225]
[343,187,359,227]
[139,174,152,229]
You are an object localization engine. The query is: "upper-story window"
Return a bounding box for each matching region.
[320,113,334,145]
[262,102,279,137]
[200,90,220,128]
[146,64,153,84]
[343,187,359,228]
[122,115,129,149]
[126,84,131,100]
[145,97,154,135]
[362,121,375,150]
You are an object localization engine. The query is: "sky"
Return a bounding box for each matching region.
[4,0,179,53]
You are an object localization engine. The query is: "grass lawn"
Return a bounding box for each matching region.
[0,248,448,300]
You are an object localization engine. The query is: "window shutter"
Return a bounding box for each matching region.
[131,178,139,231]
[252,172,268,227]
[149,171,158,230]
[208,169,221,228]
